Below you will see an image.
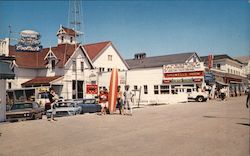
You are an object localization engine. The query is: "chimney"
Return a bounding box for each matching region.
[134,53,146,60]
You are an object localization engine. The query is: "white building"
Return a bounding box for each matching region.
[5,26,128,102]
[98,52,206,104]
[201,54,248,96]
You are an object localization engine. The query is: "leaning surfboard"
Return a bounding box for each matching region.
[108,68,118,113]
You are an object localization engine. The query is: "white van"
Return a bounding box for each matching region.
[175,86,208,102]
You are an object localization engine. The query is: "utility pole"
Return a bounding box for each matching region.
[68,0,85,100]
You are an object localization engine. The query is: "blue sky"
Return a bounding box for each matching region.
[0,0,249,59]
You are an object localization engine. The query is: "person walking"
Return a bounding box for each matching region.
[220,87,226,101]
[117,86,124,115]
[99,89,108,115]
[123,85,134,115]
[246,90,250,108]
[48,87,58,121]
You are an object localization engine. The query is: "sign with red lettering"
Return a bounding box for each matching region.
[164,71,204,78]
[86,84,98,94]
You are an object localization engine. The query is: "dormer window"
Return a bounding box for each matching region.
[44,47,58,71]
[61,36,64,43]
[70,37,73,43]
[51,60,56,70]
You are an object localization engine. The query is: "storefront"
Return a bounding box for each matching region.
[162,62,206,93]
[0,60,15,122]
[98,52,206,104]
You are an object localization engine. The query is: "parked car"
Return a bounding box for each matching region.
[175,86,208,102]
[46,101,81,118]
[6,102,44,122]
[78,98,102,114]
[188,90,208,102]
[44,98,64,113]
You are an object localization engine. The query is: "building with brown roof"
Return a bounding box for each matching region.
[200,54,248,96]
[4,25,129,102]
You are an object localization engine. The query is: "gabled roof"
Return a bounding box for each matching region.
[235,56,250,64]
[9,44,78,68]
[57,26,77,36]
[82,41,130,69]
[125,52,197,69]
[21,76,63,87]
[82,41,111,61]
[200,54,243,64]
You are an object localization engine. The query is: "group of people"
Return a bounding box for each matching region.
[98,85,134,116]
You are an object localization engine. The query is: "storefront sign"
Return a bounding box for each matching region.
[163,80,171,83]
[163,78,203,84]
[164,71,204,78]
[86,84,98,94]
[37,87,49,93]
[193,78,202,82]
[163,62,203,73]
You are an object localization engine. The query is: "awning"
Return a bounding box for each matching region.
[21,76,63,87]
[216,80,228,86]
[0,61,15,79]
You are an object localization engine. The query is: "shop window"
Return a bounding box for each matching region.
[183,84,194,87]
[144,85,148,94]
[99,67,105,73]
[154,85,159,94]
[171,85,180,94]
[160,85,169,94]
[108,68,112,72]
[72,80,84,99]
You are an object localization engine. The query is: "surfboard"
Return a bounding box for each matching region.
[108,68,118,113]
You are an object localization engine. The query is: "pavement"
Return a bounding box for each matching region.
[0,96,249,156]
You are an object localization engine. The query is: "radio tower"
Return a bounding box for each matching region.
[68,0,84,44]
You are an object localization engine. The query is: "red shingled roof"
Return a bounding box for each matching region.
[61,26,77,36]
[21,76,62,87]
[83,41,111,61]
[9,44,78,68]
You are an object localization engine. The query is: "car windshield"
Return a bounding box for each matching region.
[83,99,96,104]
[11,103,33,110]
[56,102,75,108]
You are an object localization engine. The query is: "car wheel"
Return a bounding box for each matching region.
[31,114,36,120]
[196,96,204,102]
[39,114,43,119]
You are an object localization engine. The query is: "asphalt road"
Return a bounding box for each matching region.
[0,96,249,156]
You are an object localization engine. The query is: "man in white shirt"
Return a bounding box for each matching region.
[123,85,134,115]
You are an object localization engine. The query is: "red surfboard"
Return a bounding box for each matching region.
[108,68,118,113]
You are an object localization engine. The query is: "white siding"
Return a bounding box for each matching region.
[61,48,93,99]
[7,68,37,89]
[93,45,128,71]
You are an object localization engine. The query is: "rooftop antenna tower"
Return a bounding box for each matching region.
[8,24,18,44]
[68,0,84,44]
